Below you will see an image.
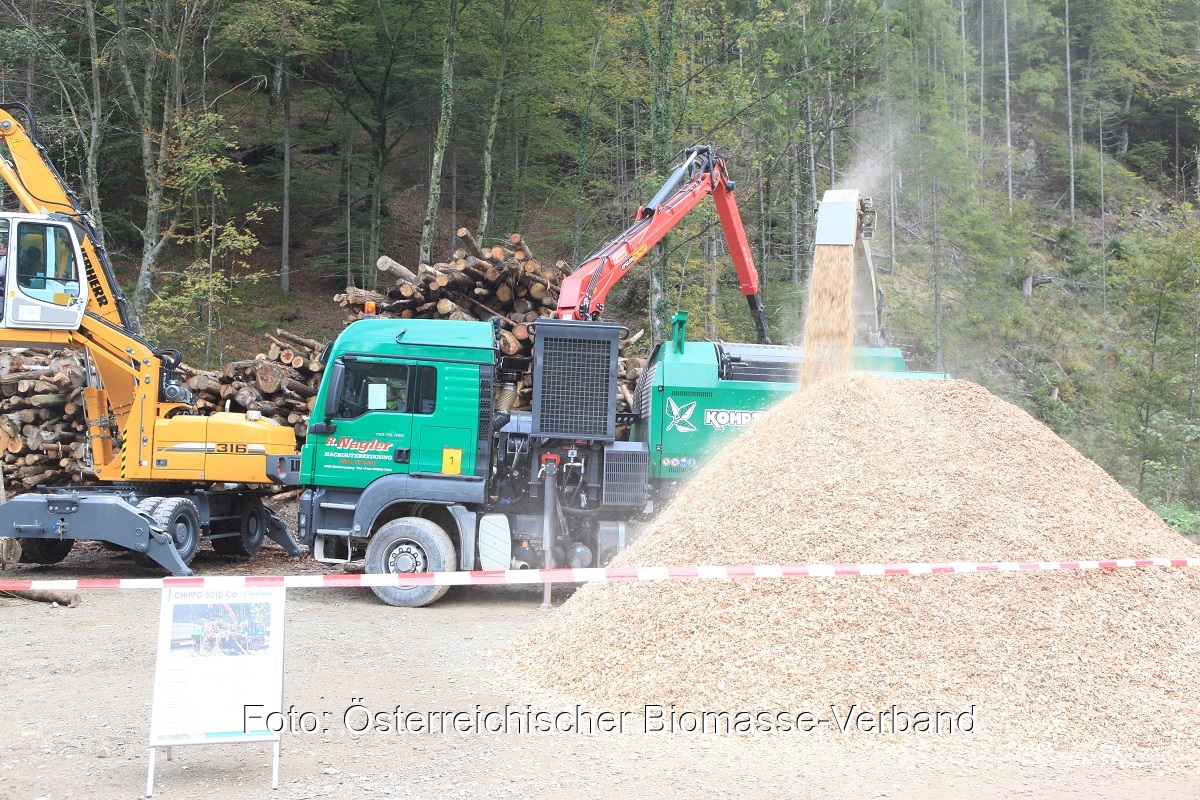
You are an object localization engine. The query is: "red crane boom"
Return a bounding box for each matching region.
[556,146,771,344]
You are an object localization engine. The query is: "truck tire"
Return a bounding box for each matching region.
[212,499,266,557]
[152,498,201,565]
[18,537,74,564]
[364,517,455,607]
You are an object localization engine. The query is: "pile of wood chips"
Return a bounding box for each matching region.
[504,374,1200,768]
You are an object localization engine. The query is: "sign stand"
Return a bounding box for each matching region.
[146,740,280,796]
[145,583,287,797]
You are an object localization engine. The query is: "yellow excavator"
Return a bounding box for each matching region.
[0,103,301,575]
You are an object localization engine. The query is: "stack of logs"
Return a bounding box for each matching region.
[180,329,325,440]
[0,349,91,488]
[336,229,647,416]
[337,229,568,359]
[0,331,327,491]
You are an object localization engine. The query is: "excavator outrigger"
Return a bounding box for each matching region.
[556,145,772,344]
[0,103,301,575]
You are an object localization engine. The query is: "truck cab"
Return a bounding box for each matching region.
[296,317,648,607]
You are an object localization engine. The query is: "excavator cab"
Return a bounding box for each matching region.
[0,213,86,330]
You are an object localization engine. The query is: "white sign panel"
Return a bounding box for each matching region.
[149,585,286,746]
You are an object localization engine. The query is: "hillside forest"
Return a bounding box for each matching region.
[2,0,1200,527]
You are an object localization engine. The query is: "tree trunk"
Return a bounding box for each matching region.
[280,58,292,293]
[82,0,106,248]
[1064,0,1076,223]
[116,0,186,322]
[1002,0,1013,213]
[572,19,606,266]
[1099,100,1107,319]
[24,0,39,110]
[1117,84,1133,159]
[933,181,943,373]
[978,0,986,178]
[420,0,459,266]
[708,217,718,339]
[790,139,800,284]
[479,0,512,243]
[369,161,382,290]
[960,0,969,163]
[803,7,819,204]
[641,0,676,176]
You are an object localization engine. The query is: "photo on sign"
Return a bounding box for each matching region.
[169,602,271,658]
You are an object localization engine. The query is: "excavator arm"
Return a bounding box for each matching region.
[556,146,771,344]
[0,104,293,484]
[0,104,130,329]
[0,103,194,480]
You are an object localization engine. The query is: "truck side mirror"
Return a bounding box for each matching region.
[323,361,345,420]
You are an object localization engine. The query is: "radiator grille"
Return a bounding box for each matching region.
[634,363,656,419]
[602,443,649,507]
[532,321,619,440]
[476,365,494,479]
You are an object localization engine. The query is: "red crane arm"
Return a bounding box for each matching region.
[556,147,770,343]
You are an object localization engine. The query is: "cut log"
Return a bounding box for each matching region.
[436,298,476,320]
[497,330,522,356]
[253,362,284,394]
[282,377,316,398]
[235,386,261,409]
[276,329,325,354]
[1,589,81,607]
[511,233,534,262]
[456,227,488,261]
[377,255,420,284]
[29,394,67,408]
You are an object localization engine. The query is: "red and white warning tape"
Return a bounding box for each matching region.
[1,557,1199,592]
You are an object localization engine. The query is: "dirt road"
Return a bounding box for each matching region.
[2,543,1198,799]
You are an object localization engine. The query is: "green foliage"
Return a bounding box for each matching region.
[143,259,263,365]
[1125,141,1169,182]
[1154,499,1200,537]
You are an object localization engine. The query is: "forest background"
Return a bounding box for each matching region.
[3,0,1200,529]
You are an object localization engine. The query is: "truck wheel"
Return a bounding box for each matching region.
[18,537,74,564]
[152,498,201,565]
[364,517,455,607]
[212,499,265,557]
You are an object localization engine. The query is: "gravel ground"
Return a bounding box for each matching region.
[2,566,1199,800]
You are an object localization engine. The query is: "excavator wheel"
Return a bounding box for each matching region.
[18,537,74,565]
[151,498,202,566]
[212,498,266,557]
[136,497,165,516]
